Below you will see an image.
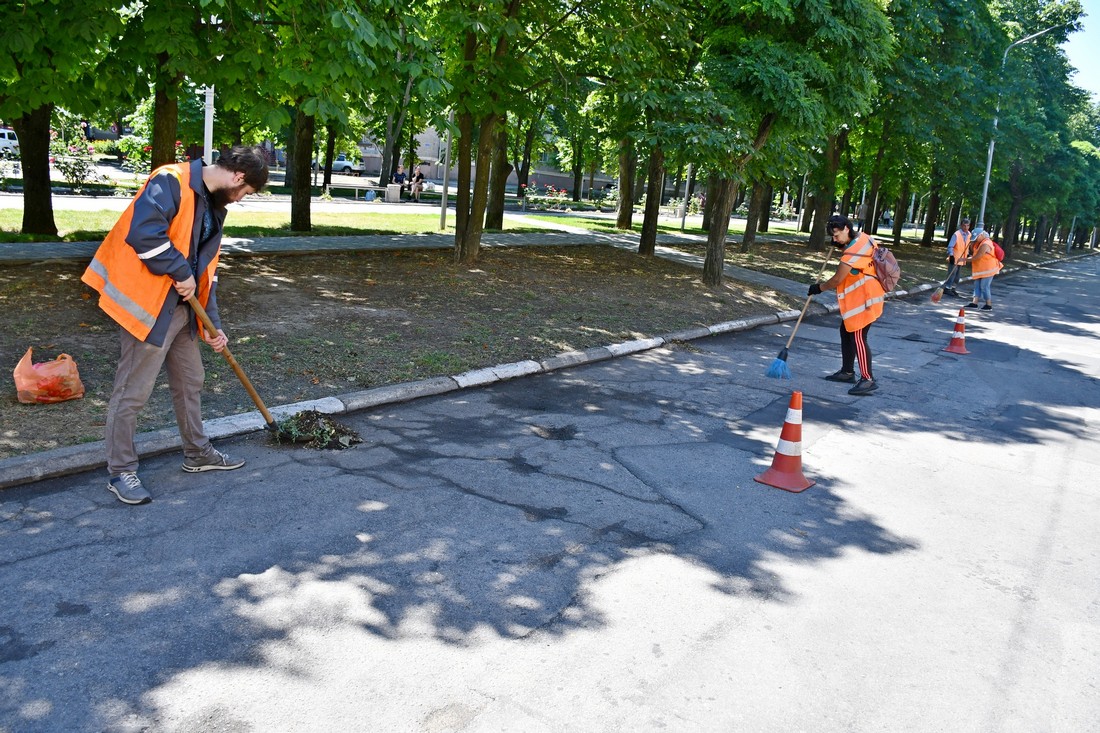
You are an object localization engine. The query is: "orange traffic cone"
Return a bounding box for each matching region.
[943,308,970,354]
[754,390,815,493]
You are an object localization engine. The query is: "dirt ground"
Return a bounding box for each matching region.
[0,244,799,460]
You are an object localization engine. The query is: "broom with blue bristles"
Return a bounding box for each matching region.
[766,247,835,379]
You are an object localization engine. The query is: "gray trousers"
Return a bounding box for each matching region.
[105,307,212,475]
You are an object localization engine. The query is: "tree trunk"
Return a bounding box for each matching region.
[865,119,891,236]
[638,145,664,256]
[1033,215,1046,254]
[800,195,815,233]
[808,131,843,251]
[485,123,511,230]
[616,137,635,230]
[891,183,909,246]
[922,187,942,248]
[571,136,584,201]
[1002,160,1024,255]
[512,117,539,196]
[702,178,738,286]
[741,179,767,253]
[455,112,474,254]
[11,104,57,236]
[701,172,718,232]
[759,184,773,233]
[290,111,315,232]
[151,54,180,170]
[323,124,336,189]
[455,113,498,264]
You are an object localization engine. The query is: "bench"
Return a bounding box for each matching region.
[323,183,388,200]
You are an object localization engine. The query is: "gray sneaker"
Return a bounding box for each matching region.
[182,448,245,473]
[107,472,152,505]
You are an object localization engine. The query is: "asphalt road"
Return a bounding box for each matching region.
[1,257,1099,732]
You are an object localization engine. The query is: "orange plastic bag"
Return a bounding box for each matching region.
[13,347,85,404]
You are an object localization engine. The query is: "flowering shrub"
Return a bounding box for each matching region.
[524,184,573,210]
[117,138,188,173]
[48,127,103,187]
[117,136,152,173]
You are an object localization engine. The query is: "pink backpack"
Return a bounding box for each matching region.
[871,244,902,292]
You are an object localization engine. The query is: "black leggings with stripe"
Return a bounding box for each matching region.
[840,322,873,380]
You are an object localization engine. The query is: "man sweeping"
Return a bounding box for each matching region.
[807,214,887,396]
[81,146,269,505]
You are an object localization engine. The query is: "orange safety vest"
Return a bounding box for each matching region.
[81,163,217,342]
[970,239,1003,279]
[836,232,886,332]
[951,230,971,261]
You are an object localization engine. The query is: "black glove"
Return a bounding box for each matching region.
[948,255,955,266]
[808,282,822,296]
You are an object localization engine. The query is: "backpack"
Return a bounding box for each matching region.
[871,243,902,292]
[991,240,1005,261]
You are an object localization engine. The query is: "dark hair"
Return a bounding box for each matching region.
[215,145,269,191]
[826,214,854,236]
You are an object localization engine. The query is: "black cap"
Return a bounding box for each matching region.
[826,214,852,233]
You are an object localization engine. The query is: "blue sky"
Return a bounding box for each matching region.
[1063,0,1100,101]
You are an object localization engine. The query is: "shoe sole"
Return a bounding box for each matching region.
[849,386,879,396]
[181,462,245,473]
[107,484,151,505]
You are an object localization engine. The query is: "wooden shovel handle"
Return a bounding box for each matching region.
[185,296,276,429]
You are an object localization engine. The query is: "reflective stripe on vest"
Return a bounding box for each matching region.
[81,163,214,342]
[837,232,885,332]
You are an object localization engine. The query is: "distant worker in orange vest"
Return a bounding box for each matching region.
[808,214,887,396]
[943,217,972,298]
[81,146,269,505]
[962,229,1003,312]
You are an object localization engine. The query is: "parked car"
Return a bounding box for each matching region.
[313,153,359,174]
[0,128,19,158]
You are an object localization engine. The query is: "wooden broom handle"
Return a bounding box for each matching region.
[185,296,276,428]
[783,247,836,349]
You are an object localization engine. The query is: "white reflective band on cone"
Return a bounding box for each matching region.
[775,438,802,456]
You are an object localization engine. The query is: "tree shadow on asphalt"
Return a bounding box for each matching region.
[2,261,1098,730]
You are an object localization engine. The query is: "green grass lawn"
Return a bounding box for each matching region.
[0,210,544,242]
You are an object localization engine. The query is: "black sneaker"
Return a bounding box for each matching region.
[848,378,879,396]
[981,304,993,311]
[945,288,959,297]
[964,303,979,309]
[107,472,152,505]
[824,370,857,383]
[182,448,245,473]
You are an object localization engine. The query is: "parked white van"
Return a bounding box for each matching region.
[0,128,18,157]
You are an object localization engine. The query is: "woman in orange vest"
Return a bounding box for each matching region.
[808,214,887,396]
[963,230,1003,311]
[82,147,268,505]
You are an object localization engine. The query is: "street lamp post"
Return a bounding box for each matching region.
[976,25,1062,233]
[198,85,215,165]
[439,109,454,231]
